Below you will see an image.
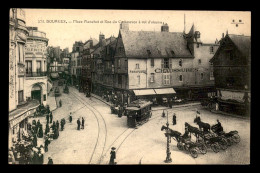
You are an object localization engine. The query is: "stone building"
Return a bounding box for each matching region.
[24,26,49,106]
[210,33,251,116]
[9,8,39,146]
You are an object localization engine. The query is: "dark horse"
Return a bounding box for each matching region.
[194,116,211,133]
[161,125,182,142]
[184,122,202,142]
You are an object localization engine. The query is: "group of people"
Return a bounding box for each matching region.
[161,111,177,126]
[77,117,85,130]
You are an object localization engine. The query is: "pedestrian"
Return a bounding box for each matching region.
[77,118,81,130]
[56,120,59,131]
[46,113,49,124]
[196,109,200,117]
[48,157,53,164]
[52,121,56,131]
[45,123,50,135]
[162,110,165,117]
[36,120,41,133]
[172,113,176,125]
[38,124,43,138]
[59,99,62,107]
[32,134,37,147]
[61,119,64,131]
[109,147,116,165]
[69,112,72,123]
[44,138,49,152]
[81,117,85,129]
[50,112,53,124]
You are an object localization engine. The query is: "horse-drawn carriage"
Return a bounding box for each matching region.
[110,104,119,114]
[161,125,207,158]
[34,104,50,117]
[58,79,64,86]
[125,99,152,128]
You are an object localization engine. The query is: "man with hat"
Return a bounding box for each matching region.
[48,157,53,164]
[77,118,81,130]
[46,113,50,124]
[109,147,116,165]
[69,112,72,123]
[162,110,166,117]
[172,113,176,125]
[50,112,53,124]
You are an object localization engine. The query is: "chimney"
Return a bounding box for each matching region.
[222,33,224,38]
[120,22,129,31]
[161,23,169,32]
[99,32,105,44]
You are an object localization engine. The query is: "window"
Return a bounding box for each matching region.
[147,50,151,56]
[151,58,154,67]
[163,74,170,85]
[25,61,32,74]
[18,44,24,63]
[198,59,201,64]
[118,75,122,85]
[118,59,121,69]
[163,58,169,68]
[179,59,182,67]
[137,75,140,85]
[136,63,139,69]
[150,73,154,82]
[179,75,183,82]
[37,61,41,73]
[210,72,214,80]
[44,61,46,71]
[197,43,199,48]
[18,90,24,103]
[210,46,214,54]
[201,73,204,80]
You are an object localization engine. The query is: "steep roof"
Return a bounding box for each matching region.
[92,37,116,55]
[119,29,193,58]
[228,34,251,58]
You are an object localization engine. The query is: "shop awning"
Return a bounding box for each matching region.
[154,88,176,95]
[133,89,156,96]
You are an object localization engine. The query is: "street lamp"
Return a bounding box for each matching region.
[164,111,172,163]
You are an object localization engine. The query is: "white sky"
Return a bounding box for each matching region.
[23,9,251,51]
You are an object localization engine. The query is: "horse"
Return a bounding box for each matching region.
[194,116,211,132]
[184,122,203,142]
[161,125,182,142]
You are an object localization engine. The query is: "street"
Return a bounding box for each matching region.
[30,84,250,164]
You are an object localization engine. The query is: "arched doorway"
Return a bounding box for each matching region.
[31,84,42,104]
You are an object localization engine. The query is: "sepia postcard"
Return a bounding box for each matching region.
[8,9,251,165]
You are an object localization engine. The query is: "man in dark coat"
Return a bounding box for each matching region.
[32,134,37,147]
[109,147,116,165]
[38,124,43,138]
[59,99,62,107]
[81,117,85,129]
[61,119,64,131]
[69,113,72,123]
[36,120,41,133]
[48,157,53,164]
[162,110,166,117]
[46,113,49,124]
[77,118,81,130]
[172,113,176,125]
[45,123,50,135]
[50,112,53,124]
[44,138,49,152]
[56,120,59,131]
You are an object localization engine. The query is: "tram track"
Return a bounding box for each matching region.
[70,89,107,164]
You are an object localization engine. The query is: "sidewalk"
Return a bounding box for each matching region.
[90,93,201,110]
[210,109,250,120]
[47,91,58,112]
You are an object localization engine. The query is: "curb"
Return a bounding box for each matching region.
[90,93,113,107]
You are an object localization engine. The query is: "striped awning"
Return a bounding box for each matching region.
[133,89,156,96]
[154,88,176,95]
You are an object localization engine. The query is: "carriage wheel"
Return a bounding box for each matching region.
[232,134,240,143]
[199,143,207,154]
[211,144,220,153]
[177,142,184,150]
[190,148,198,158]
[219,139,228,150]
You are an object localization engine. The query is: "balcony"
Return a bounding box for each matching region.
[26,71,47,77]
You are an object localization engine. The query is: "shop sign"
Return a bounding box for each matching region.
[155,68,199,73]
[220,90,245,102]
[129,70,146,73]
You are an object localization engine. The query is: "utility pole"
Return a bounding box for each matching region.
[165,111,172,163]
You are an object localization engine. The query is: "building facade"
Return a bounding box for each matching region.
[24,27,49,106]
[9,8,39,147]
[111,23,219,104]
[210,34,251,116]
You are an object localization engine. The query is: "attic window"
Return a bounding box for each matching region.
[210,46,214,54]
[171,51,175,56]
[179,59,182,67]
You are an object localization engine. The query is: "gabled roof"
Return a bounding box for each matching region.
[228,34,251,57]
[92,37,116,55]
[119,29,193,58]
[210,34,251,62]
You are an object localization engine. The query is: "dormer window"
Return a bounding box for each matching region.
[171,50,175,56]
[147,50,151,56]
[179,59,182,67]
[210,46,214,54]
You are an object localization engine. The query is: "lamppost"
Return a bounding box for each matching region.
[165,111,172,163]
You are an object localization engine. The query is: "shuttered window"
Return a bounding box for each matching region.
[163,74,170,85]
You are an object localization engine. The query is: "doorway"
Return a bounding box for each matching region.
[31,84,42,104]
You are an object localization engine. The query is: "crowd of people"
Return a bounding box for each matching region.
[8,103,69,164]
